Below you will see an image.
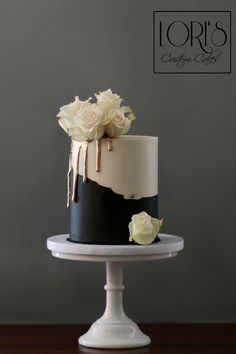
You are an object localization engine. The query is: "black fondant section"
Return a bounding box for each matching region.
[69,175,159,245]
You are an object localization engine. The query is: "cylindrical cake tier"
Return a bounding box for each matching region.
[68,136,158,244]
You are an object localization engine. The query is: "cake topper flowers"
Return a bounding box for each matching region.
[128,212,163,245]
[57,89,136,142]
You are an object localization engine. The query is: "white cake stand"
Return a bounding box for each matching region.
[47,234,184,349]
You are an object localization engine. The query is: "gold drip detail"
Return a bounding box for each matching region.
[95,139,101,172]
[66,150,72,208]
[82,141,89,182]
[69,137,112,204]
[107,137,113,151]
[71,143,81,202]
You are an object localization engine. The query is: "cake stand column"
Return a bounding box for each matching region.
[103,261,126,321]
[78,261,151,349]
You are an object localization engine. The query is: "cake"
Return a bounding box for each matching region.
[57,89,162,245]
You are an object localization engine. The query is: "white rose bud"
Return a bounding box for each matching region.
[57,96,92,132]
[67,104,105,141]
[105,109,131,138]
[95,89,122,113]
[128,211,163,245]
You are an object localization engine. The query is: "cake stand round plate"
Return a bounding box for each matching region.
[47,233,183,262]
[47,234,184,349]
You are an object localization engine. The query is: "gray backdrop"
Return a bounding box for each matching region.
[0,0,235,324]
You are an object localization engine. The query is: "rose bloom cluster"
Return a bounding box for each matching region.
[57,89,136,142]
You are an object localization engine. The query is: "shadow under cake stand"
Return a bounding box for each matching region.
[47,234,184,349]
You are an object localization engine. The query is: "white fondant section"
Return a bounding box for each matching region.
[76,135,158,198]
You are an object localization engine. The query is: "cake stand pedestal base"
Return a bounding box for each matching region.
[79,261,150,349]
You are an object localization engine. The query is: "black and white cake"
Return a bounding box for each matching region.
[57,89,162,245]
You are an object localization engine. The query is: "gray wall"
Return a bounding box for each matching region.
[0,0,235,323]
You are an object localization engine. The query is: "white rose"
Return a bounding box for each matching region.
[66,104,105,141]
[57,96,91,120]
[57,96,93,134]
[128,211,163,245]
[95,89,122,113]
[105,109,131,138]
